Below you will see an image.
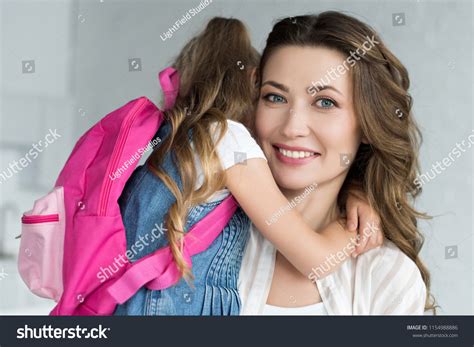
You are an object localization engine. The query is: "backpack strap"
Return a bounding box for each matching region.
[107,194,238,305]
[159,67,180,110]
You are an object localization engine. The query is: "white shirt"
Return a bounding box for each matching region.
[193,120,266,202]
[238,224,427,315]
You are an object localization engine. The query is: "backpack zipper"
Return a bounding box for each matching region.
[22,214,59,224]
[98,98,149,216]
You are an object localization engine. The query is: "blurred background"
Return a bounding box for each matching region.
[0,0,472,315]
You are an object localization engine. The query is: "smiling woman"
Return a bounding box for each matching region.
[239,11,436,315]
[256,45,363,189]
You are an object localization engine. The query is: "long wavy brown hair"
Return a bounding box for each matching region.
[148,17,260,281]
[257,11,436,313]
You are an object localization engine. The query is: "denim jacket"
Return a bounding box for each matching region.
[113,123,250,315]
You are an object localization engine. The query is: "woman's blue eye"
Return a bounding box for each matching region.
[264,93,286,104]
[316,98,335,109]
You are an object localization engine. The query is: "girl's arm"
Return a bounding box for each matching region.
[225,158,361,279]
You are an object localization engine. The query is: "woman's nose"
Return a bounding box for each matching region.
[280,105,311,138]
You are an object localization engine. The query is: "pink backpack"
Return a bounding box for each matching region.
[18,67,238,315]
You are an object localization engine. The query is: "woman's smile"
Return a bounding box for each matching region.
[273,143,321,165]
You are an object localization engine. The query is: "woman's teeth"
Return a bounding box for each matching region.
[278,148,315,159]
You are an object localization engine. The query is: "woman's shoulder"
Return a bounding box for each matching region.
[356,239,423,282]
[366,239,418,268]
[354,239,427,314]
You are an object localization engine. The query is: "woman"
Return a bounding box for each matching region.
[239,11,435,315]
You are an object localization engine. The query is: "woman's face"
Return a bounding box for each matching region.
[255,45,364,191]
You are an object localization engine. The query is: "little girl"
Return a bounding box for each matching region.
[114,17,381,315]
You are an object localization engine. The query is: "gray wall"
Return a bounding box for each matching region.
[0,0,472,314]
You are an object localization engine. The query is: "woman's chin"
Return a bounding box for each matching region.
[272,173,320,192]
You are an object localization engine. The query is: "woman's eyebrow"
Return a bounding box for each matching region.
[261,80,289,93]
[263,80,344,97]
[312,85,343,96]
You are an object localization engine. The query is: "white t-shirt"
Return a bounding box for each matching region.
[193,120,266,202]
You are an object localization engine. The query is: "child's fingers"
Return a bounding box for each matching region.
[365,229,381,252]
[353,230,368,256]
[353,214,375,256]
[346,205,359,232]
[376,230,384,247]
[355,218,383,255]
[368,218,383,248]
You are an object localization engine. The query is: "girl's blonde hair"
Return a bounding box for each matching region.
[148,17,260,280]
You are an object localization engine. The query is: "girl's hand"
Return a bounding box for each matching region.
[345,189,384,257]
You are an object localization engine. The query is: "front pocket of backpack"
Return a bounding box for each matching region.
[18,186,65,302]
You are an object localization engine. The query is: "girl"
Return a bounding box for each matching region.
[114,17,382,316]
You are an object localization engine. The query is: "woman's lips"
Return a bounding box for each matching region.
[273,144,321,165]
